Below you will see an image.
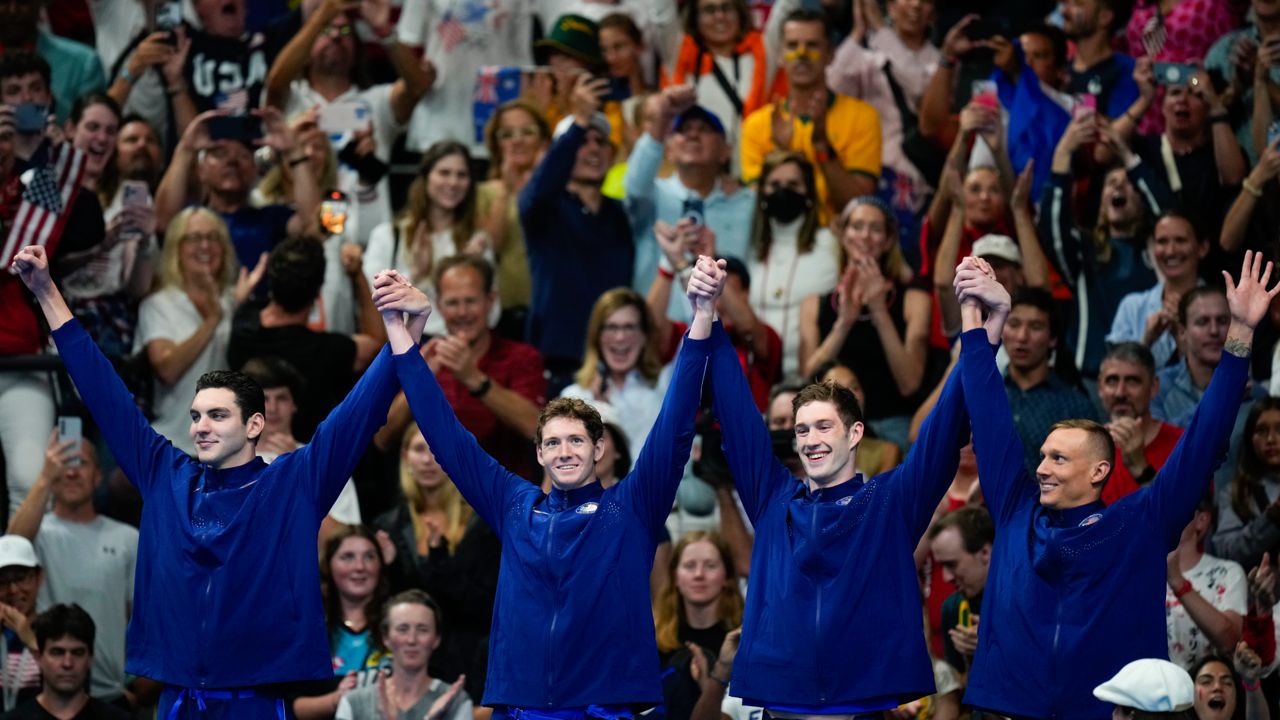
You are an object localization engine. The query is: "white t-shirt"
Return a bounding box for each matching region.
[721,694,764,720]
[748,222,839,376]
[1166,553,1247,670]
[86,0,147,79]
[281,81,401,248]
[363,220,498,337]
[133,286,234,455]
[35,514,139,701]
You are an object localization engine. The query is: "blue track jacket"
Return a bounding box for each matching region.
[50,320,400,689]
[708,331,971,709]
[959,328,1248,719]
[393,323,726,708]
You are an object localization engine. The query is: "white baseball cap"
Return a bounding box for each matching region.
[553,112,612,142]
[0,535,39,570]
[972,234,1022,265]
[1093,659,1194,712]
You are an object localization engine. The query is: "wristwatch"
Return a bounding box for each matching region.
[469,375,493,398]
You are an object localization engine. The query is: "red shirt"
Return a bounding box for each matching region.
[434,335,547,481]
[1101,421,1184,505]
[667,321,782,412]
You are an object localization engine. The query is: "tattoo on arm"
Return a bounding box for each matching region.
[1225,337,1252,358]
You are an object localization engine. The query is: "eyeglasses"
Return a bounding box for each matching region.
[323,24,354,38]
[181,232,221,246]
[699,2,736,16]
[496,127,542,141]
[601,322,641,336]
[0,569,35,588]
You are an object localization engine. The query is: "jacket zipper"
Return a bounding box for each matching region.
[544,509,559,707]
[812,499,825,704]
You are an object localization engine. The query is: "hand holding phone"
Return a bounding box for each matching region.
[57,417,82,467]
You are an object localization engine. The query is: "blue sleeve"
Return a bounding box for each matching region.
[1040,171,1084,287]
[958,328,1035,524]
[1143,351,1250,548]
[50,320,188,498]
[284,345,401,523]
[1108,294,1144,344]
[623,134,663,215]
[393,348,529,535]
[1105,57,1139,119]
[708,327,795,526]
[518,124,585,232]
[885,352,971,539]
[615,323,724,537]
[1127,160,1174,217]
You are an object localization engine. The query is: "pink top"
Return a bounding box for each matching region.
[1125,0,1245,133]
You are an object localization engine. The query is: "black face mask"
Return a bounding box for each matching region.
[763,187,808,223]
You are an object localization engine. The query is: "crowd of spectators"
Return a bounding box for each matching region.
[12,0,1280,717]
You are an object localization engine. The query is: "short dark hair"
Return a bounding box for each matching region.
[1176,285,1228,327]
[599,12,643,44]
[379,589,444,640]
[239,356,305,400]
[1023,23,1068,69]
[781,9,833,47]
[792,380,863,428]
[33,604,95,652]
[1101,342,1156,379]
[0,51,51,89]
[195,370,266,434]
[721,256,750,291]
[1010,287,1061,341]
[536,397,605,445]
[268,237,326,314]
[928,506,995,552]
[68,92,120,128]
[433,253,495,295]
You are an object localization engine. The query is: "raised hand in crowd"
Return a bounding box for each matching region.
[1248,552,1276,611]
[570,73,608,127]
[35,429,79,488]
[0,603,34,647]
[770,102,796,152]
[233,252,270,307]
[1236,640,1265,684]
[940,14,986,64]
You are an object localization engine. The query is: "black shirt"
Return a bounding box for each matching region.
[181,20,292,113]
[1,696,130,720]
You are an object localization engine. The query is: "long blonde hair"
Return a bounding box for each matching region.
[574,288,664,389]
[399,425,473,552]
[653,531,744,654]
[155,207,237,292]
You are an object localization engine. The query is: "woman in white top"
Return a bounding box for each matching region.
[560,288,671,455]
[364,141,496,337]
[133,208,266,455]
[746,151,838,376]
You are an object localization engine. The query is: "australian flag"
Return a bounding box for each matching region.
[473,65,523,143]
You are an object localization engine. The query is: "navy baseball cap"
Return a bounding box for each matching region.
[673,106,726,136]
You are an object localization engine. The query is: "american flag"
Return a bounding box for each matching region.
[437,14,466,52]
[2,143,86,272]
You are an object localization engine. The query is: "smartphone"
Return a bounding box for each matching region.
[965,17,1011,41]
[602,76,631,102]
[14,103,46,134]
[121,180,152,209]
[57,416,82,467]
[156,1,182,30]
[1268,120,1280,148]
[1153,62,1195,86]
[320,191,348,236]
[318,102,370,134]
[1072,93,1097,120]
[971,80,999,110]
[207,115,263,143]
[681,197,705,227]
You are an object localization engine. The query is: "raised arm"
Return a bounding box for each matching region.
[1222,139,1280,253]
[1146,251,1280,545]
[11,246,184,496]
[1010,161,1049,289]
[953,260,1032,522]
[378,275,525,533]
[518,75,605,224]
[618,257,726,534]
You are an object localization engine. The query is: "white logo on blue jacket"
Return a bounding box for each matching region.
[577,502,599,514]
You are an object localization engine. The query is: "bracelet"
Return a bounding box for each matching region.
[657,265,674,280]
[1173,579,1194,599]
[1243,178,1264,198]
[120,65,138,85]
[813,144,831,165]
[1243,678,1262,692]
[288,155,309,168]
[469,375,493,398]
[1210,112,1230,124]
[166,84,187,96]
[939,56,956,70]
[708,672,729,687]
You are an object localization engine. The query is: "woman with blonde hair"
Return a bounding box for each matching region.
[372,426,501,704]
[652,531,745,720]
[560,287,667,453]
[478,100,551,336]
[132,207,266,455]
[364,141,495,337]
[747,151,838,376]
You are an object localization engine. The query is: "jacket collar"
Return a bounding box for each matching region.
[1046,500,1106,528]
[202,457,267,492]
[800,474,864,503]
[546,480,605,512]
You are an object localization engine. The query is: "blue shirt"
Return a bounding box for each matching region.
[1004,371,1098,475]
[50,320,399,689]
[622,133,756,321]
